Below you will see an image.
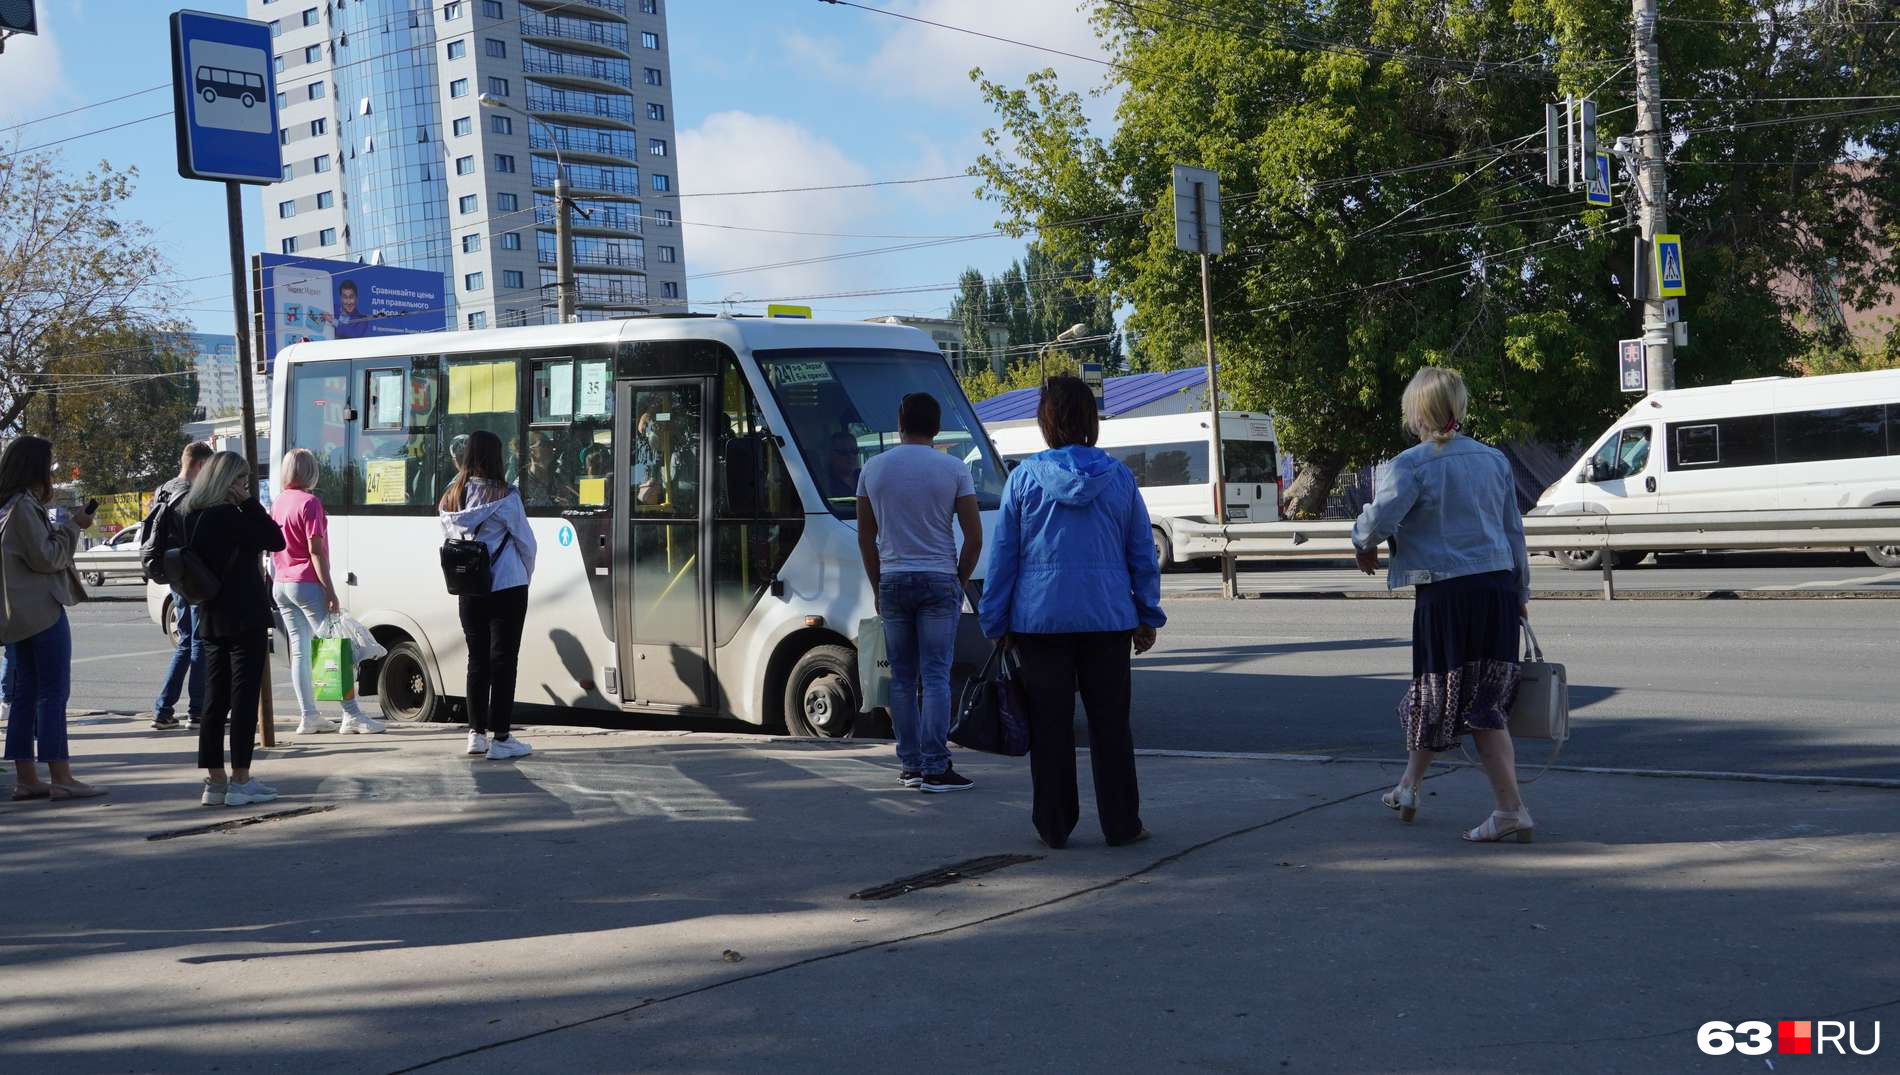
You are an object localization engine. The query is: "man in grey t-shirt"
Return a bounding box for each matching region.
[856,393,983,793]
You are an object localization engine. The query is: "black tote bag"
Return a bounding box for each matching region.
[950,641,1030,756]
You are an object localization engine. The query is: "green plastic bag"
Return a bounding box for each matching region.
[311,635,355,702]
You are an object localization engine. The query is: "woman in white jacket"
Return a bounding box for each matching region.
[438,430,537,760]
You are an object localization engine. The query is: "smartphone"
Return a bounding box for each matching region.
[84,499,99,515]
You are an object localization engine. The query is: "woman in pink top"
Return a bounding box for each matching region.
[271,448,384,735]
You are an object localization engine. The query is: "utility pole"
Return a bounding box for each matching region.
[482,94,576,322]
[1632,0,1675,390]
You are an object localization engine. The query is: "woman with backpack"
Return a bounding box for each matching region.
[438,430,537,760]
[179,450,286,807]
[271,447,385,735]
[0,435,105,801]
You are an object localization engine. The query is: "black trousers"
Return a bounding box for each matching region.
[1014,631,1142,847]
[458,585,529,740]
[198,629,267,771]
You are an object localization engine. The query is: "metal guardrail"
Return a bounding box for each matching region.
[1171,508,1900,598]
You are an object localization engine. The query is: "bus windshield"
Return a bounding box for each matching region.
[757,348,1007,517]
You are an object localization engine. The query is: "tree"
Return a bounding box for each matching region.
[0,154,182,434]
[25,327,194,495]
[946,241,1122,382]
[960,351,1085,403]
[970,1,1900,515]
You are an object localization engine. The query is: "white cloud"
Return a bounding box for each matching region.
[0,20,69,131]
[677,111,885,309]
[859,0,1112,103]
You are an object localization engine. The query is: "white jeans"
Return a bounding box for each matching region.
[273,580,366,721]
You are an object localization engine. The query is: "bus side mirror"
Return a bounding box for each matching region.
[723,436,764,515]
[1581,459,1601,483]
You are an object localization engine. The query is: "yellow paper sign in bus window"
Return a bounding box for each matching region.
[578,477,607,506]
[448,361,518,414]
[364,458,408,505]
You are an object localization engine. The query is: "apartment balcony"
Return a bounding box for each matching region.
[529,124,637,163]
[519,13,629,54]
[532,158,640,196]
[524,82,634,127]
[535,194,643,235]
[524,0,625,19]
[539,232,647,271]
[521,46,632,92]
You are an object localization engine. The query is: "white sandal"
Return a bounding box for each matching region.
[1381,783,1420,823]
[1463,809,1535,843]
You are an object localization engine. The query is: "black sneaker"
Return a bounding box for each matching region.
[921,768,974,793]
[151,713,180,731]
[898,770,923,789]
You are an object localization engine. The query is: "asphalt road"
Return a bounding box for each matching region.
[65,584,1898,782]
[1161,550,1900,595]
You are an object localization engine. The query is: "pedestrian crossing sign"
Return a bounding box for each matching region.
[1654,234,1686,298]
[1586,153,1612,206]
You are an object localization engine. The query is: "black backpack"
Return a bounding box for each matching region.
[163,513,239,606]
[139,490,185,584]
[440,526,512,596]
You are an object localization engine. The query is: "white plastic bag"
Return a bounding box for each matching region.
[319,613,387,662]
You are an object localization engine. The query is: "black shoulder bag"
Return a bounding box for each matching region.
[163,513,241,606]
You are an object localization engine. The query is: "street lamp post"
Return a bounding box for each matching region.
[481,93,576,323]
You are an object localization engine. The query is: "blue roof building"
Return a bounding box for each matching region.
[973,367,1219,424]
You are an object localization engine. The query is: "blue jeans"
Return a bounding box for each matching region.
[274,581,366,721]
[4,610,72,763]
[878,571,962,774]
[153,597,204,721]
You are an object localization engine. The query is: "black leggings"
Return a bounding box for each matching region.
[458,585,529,740]
[199,630,268,771]
[1013,631,1143,848]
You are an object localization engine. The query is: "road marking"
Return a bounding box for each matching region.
[71,648,176,664]
[1774,569,1900,591]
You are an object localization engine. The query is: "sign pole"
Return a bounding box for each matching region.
[225,181,275,749]
[1195,182,1235,600]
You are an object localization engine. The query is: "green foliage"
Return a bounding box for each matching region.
[969,0,1900,488]
[26,328,195,495]
[960,352,1084,403]
[946,241,1120,378]
[0,154,187,457]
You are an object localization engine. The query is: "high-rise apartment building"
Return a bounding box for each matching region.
[249,0,686,328]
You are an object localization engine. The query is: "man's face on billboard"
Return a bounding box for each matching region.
[340,284,359,314]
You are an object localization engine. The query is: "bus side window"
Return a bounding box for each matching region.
[525,357,611,509]
[286,360,353,509]
[441,354,522,490]
[354,360,440,508]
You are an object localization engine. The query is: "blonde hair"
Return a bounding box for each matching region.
[281,447,320,491]
[181,451,251,514]
[1402,367,1470,445]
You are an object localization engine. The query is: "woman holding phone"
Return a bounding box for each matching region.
[180,451,286,807]
[0,435,104,801]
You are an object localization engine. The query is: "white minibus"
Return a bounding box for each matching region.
[1533,368,1900,568]
[987,411,1281,568]
[152,316,1007,735]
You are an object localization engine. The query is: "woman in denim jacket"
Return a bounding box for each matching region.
[1352,367,1535,843]
[980,376,1165,849]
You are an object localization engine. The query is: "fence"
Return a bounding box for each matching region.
[1170,508,1900,598]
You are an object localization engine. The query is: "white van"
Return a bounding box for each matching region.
[1534,369,1900,568]
[988,411,1281,568]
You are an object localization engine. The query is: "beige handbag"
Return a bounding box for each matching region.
[1508,622,1569,742]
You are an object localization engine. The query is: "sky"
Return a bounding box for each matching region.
[0,0,1119,334]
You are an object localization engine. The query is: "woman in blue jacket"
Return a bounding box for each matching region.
[980,376,1165,849]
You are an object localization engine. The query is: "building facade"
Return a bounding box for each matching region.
[249,0,686,328]
[180,332,243,421]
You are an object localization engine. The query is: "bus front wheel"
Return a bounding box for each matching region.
[377,639,441,723]
[785,644,860,738]
[201,87,216,104]
[1152,527,1174,572]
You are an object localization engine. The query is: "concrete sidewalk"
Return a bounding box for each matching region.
[2,718,1895,1072]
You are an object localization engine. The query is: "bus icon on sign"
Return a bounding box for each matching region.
[196,66,265,109]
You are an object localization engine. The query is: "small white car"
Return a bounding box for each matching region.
[74,525,147,588]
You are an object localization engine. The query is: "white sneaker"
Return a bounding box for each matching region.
[224,779,280,807]
[339,714,386,734]
[466,732,490,755]
[485,736,531,761]
[295,716,339,734]
[201,779,228,806]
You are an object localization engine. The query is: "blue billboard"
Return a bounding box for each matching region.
[255,254,446,372]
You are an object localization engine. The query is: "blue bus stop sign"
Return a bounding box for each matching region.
[170,10,281,184]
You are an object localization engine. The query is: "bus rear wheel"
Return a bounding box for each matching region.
[785,644,860,738]
[1152,527,1175,572]
[377,639,441,723]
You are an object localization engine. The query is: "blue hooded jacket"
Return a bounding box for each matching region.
[979,444,1166,638]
